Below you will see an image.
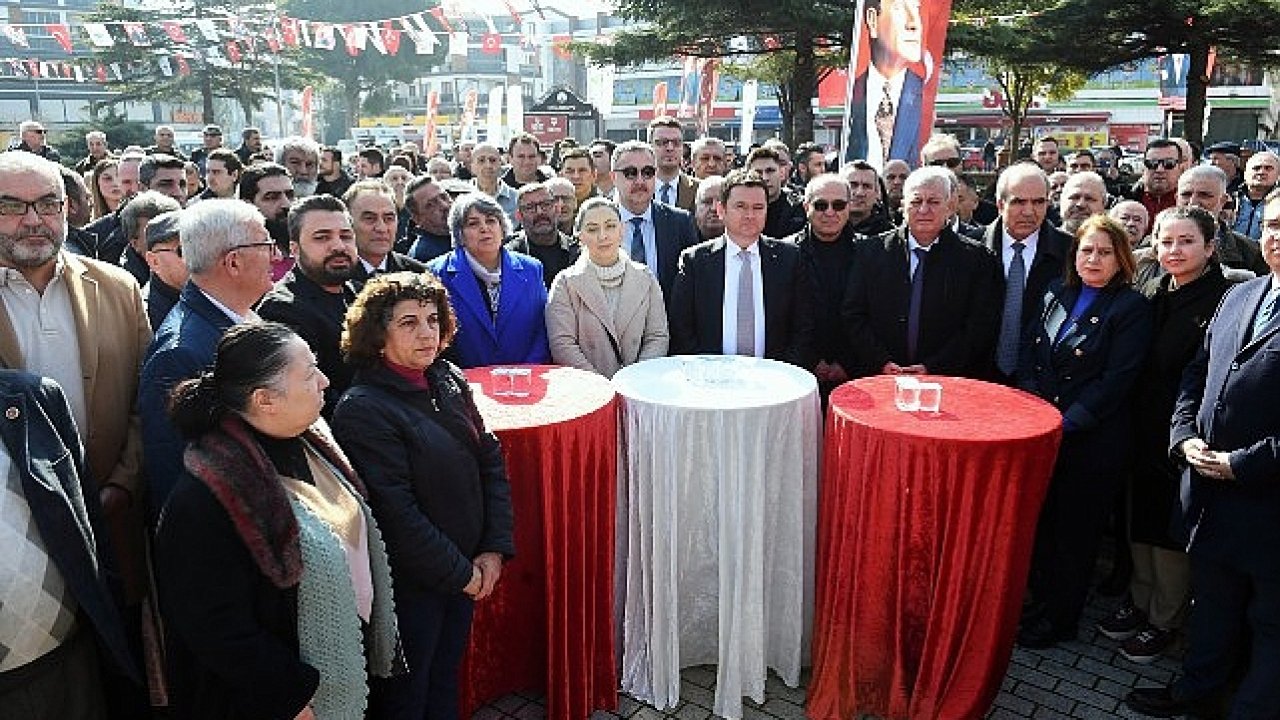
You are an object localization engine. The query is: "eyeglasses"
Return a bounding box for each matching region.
[618,166,657,181]
[520,199,559,214]
[226,241,279,255]
[29,128,46,134]
[927,157,962,169]
[811,199,849,213]
[149,245,183,257]
[1144,158,1179,171]
[0,196,63,216]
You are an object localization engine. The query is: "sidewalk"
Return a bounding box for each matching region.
[473,585,1189,720]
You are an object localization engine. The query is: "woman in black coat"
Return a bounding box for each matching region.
[1017,215,1154,649]
[332,271,515,720]
[155,323,399,720]
[1096,207,1239,663]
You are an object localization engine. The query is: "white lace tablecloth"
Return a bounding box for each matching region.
[611,355,820,719]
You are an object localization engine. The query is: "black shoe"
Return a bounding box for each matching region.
[1017,616,1075,649]
[1125,686,1209,718]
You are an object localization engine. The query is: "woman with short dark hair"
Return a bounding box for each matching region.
[1017,215,1154,649]
[154,322,400,720]
[332,272,515,719]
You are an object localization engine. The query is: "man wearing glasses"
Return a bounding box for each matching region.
[1127,139,1184,221]
[139,198,278,516]
[611,140,699,300]
[0,151,150,713]
[506,183,578,288]
[647,116,698,212]
[12,120,61,163]
[920,133,986,239]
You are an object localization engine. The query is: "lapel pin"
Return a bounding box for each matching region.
[1089,317,1099,324]
[4,407,18,420]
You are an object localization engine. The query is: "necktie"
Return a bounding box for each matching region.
[736,250,755,357]
[997,241,1027,375]
[875,84,896,163]
[1249,287,1280,343]
[660,182,672,206]
[629,217,646,265]
[907,247,927,363]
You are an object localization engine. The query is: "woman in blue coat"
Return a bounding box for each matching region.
[1017,214,1154,649]
[426,193,551,368]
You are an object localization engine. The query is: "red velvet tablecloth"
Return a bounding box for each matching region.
[460,365,619,720]
[808,376,1062,720]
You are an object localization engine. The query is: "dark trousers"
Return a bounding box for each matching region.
[1028,438,1119,632]
[1177,552,1280,720]
[0,629,106,720]
[369,590,475,720]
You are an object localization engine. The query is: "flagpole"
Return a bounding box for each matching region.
[274,52,285,135]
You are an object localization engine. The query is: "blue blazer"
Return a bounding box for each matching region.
[843,69,924,165]
[650,201,700,301]
[139,281,236,519]
[427,248,551,368]
[0,370,137,681]
[1171,276,1280,573]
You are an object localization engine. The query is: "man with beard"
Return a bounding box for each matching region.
[138,153,189,207]
[747,146,807,239]
[257,195,360,415]
[189,124,223,176]
[0,152,151,713]
[1058,171,1108,234]
[405,175,455,262]
[506,183,579,288]
[694,175,726,241]
[276,137,321,198]
[316,145,353,199]
[611,140,699,300]
[234,126,262,164]
[343,180,426,289]
[238,162,295,268]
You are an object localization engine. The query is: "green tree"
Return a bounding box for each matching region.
[279,0,448,132]
[954,0,1280,142]
[574,0,852,146]
[49,107,153,164]
[83,2,318,125]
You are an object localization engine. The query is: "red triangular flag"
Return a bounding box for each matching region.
[226,40,242,63]
[481,32,501,55]
[175,55,190,76]
[429,7,454,34]
[341,24,360,56]
[46,24,73,53]
[281,17,299,47]
[162,22,188,44]
[124,23,151,47]
[381,21,401,55]
[96,63,107,82]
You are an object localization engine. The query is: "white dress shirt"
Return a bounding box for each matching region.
[721,239,765,357]
[618,204,658,276]
[1001,228,1040,282]
[0,260,86,434]
[864,64,904,165]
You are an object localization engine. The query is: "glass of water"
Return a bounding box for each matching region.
[490,367,514,397]
[509,367,532,397]
[894,376,921,412]
[917,382,942,414]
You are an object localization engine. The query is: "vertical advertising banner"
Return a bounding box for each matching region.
[839,0,953,169]
[423,89,440,156]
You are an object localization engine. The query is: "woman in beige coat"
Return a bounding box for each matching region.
[546,197,670,377]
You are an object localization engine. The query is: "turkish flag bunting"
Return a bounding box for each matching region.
[382,21,401,55]
[481,33,501,55]
[226,40,242,63]
[162,22,188,44]
[46,24,73,53]
[96,64,107,82]
[429,7,454,33]
[281,17,299,47]
[176,55,191,76]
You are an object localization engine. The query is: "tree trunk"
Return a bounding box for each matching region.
[791,30,816,146]
[776,83,793,147]
[201,64,215,124]
[1184,42,1211,142]
[344,85,363,138]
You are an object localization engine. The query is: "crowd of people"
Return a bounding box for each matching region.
[1,115,1277,719]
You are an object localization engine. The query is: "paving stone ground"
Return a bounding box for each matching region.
[474,561,1196,720]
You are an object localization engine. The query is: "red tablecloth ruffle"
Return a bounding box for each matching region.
[461,366,619,720]
[809,376,1061,720]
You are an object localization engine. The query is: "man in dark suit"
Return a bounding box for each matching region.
[342,180,426,289]
[843,166,1002,378]
[0,370,139,716]
[139,199,277,519]
[648,116,698,212]
[843,0,925,165]
[1127,194,1280,719]
[611,140,700,300]
[985,162,1072,383]
[669,170,816,369]
[257,195,359,417]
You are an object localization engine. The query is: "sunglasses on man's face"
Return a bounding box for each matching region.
[618,166,657,181]
[1144,158,1179,171]
[811,199,849,213]
[927,157,961,169]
